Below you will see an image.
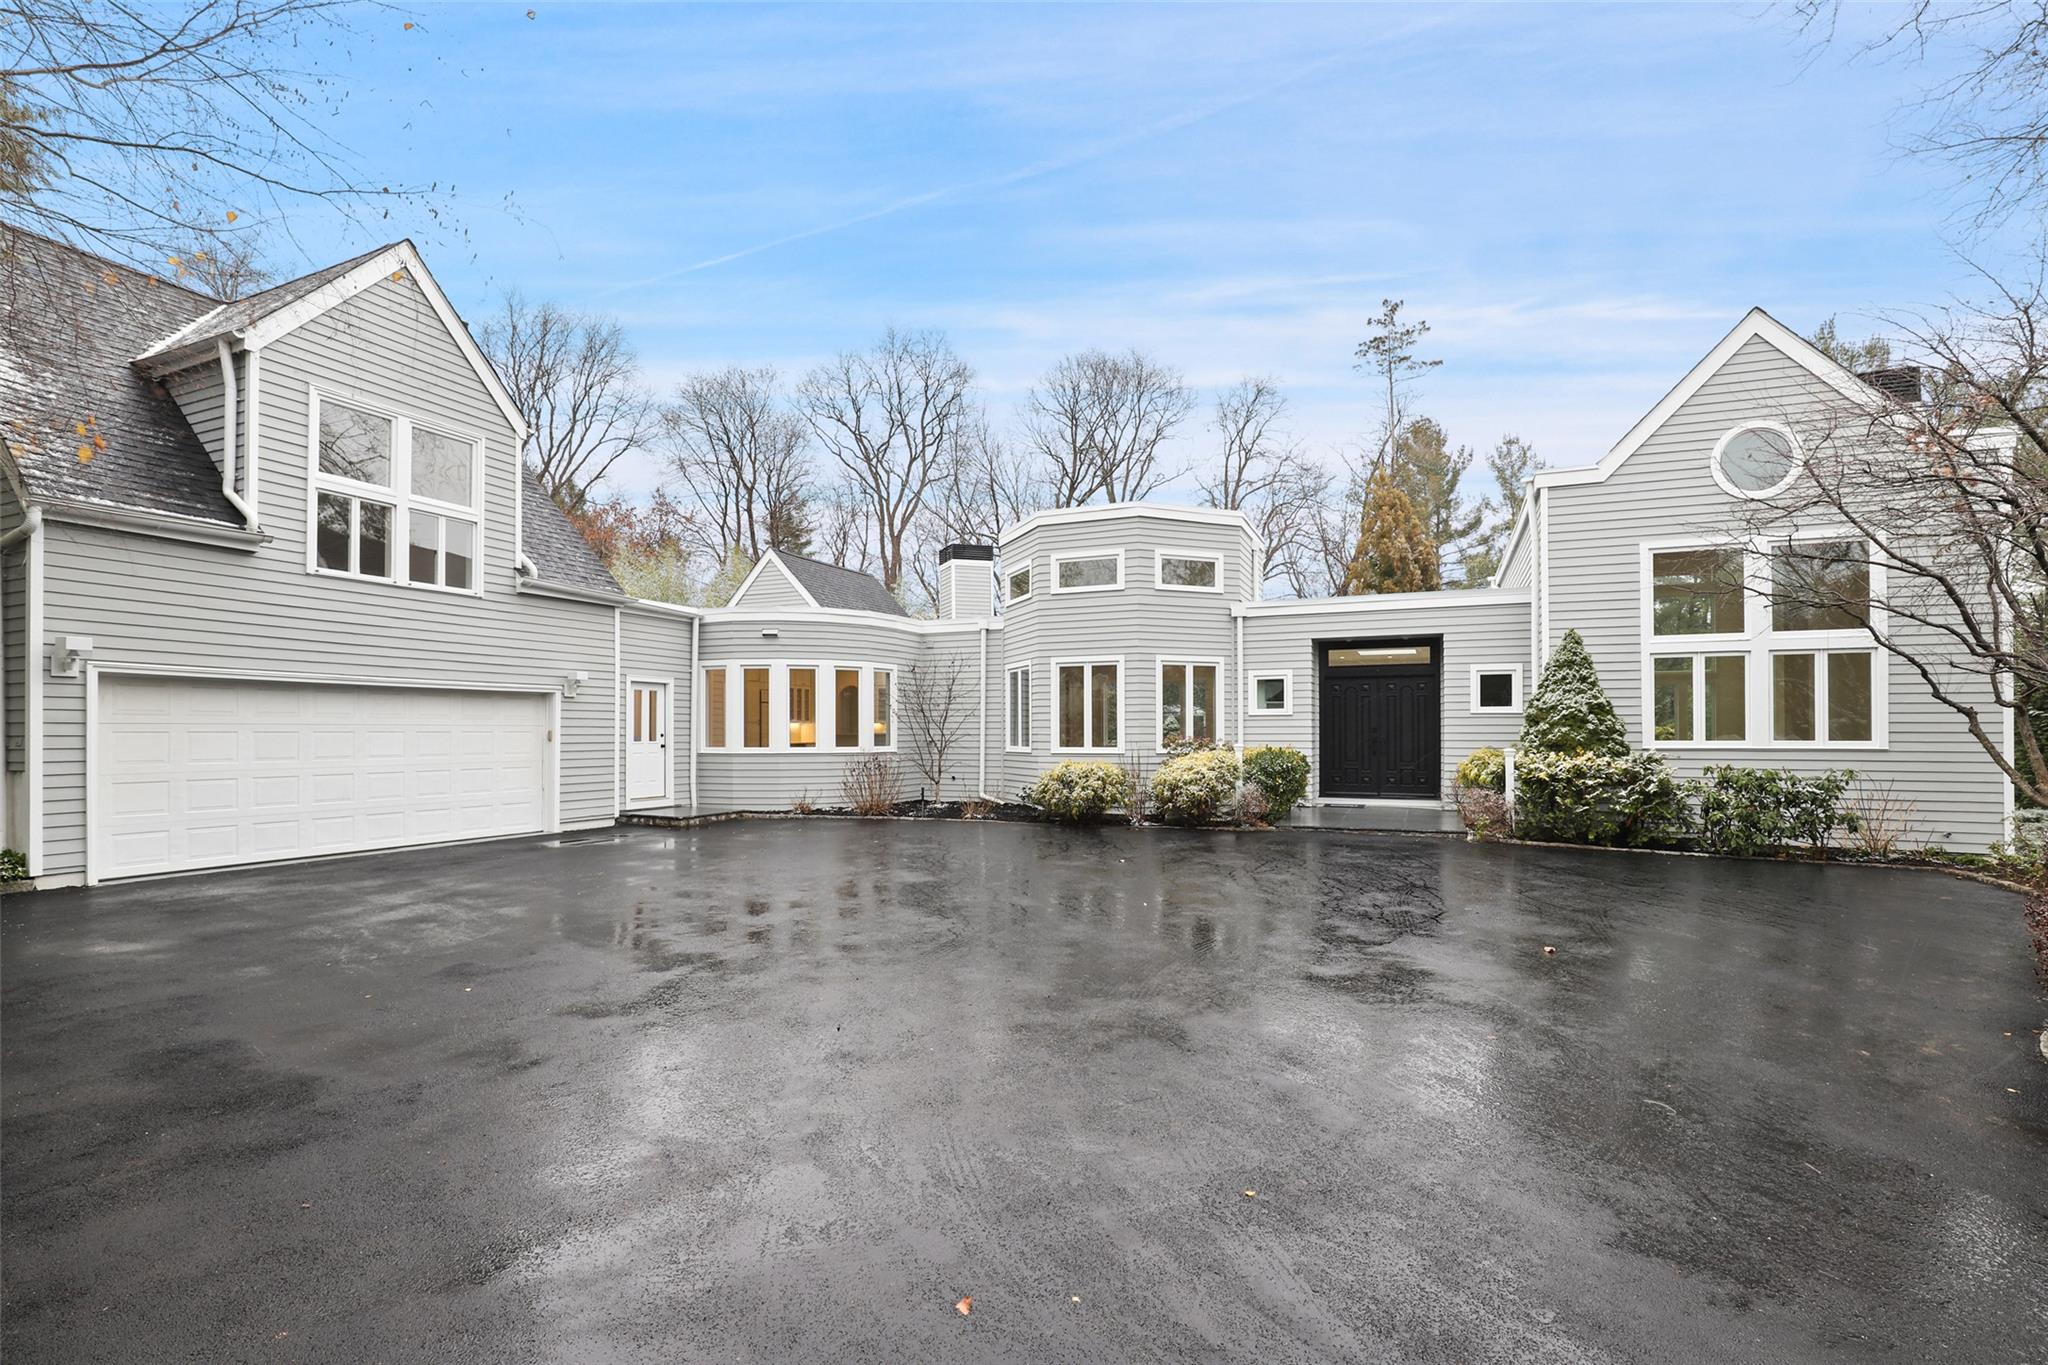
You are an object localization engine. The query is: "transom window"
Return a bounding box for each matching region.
[1771,540,1870,632]
[1652,548,1745,636]
[1055,660,1120,750]
[701,663,895,752]
[1157,552,1220,591]
[1711,423,1801,498]
[1158,660,1219,748]
[1006,666,1031,750]
[311,394,481,592]
[1052,553,1122,593]
[1249,672,1291,714]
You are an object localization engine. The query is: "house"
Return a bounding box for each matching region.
[1,229,2018,888]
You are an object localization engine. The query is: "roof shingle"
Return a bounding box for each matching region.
[775,551,908,615]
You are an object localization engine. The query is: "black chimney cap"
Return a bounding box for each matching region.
[1857,366,1923,404]
[938,543,995,563]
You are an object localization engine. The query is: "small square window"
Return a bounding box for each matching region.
[1253,675,1289,712]
[1475,670,1518,711]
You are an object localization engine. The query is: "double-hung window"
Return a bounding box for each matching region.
[1006,666,1031,750]
[1158,660,1219,748]
[1054,660,1120,750]
[312,394,481,592]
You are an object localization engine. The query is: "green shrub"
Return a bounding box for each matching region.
[1150,748,1242,825]
[1688,766,1856,857]
[1026,760,1135,823]
[1514,750,1687,847]
[1455,747,1507,793]
[1242,745,1310,819]
[0,847,24,882]
[1520,629,1628,757]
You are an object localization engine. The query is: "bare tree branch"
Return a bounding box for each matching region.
[661,365,813,563]
[1024,347,1193,507]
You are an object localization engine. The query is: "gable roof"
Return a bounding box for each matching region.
[730,548,908,616]
[0,226,241,525]
[133,241,397,368]
[521,467,622,596]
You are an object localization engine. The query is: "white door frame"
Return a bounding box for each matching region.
[623,673,674,807]
[85,663,565,886]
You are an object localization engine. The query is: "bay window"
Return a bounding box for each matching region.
[698,663,895,753]
[310,394,481,592]
[835,669,861,748]
[1158,660,1218,748]
[1055,660,1120,750]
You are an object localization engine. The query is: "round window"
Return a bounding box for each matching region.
[1713,425,1799,496]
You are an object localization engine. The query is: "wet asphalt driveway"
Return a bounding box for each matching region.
[3,819,2044,1364]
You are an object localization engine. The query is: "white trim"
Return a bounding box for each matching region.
[1154,548,1223,594]
[622,673,675,808]
[1049,550,1124,595]
[698,608,997,636]
[82,664,563,886]
[1468,663,1524,714]
[304,387,487,597]
[688,614,700,808]
[1537,488,1551,664]
[727,551,821,611]
[611,610,622,817]
[1048,656,1126,754]
[1491,497,1533,589]
[1530,307,1880,491]
[1707,420,1803,500]
[26,511,41,876]
[1005,663,1032,752]
[244,347,262,525]
[1234,588,1530,618]
[1246,670,1294,717]
[999,500,1254,546]
[38,499,267,550]
[1155,657,1226,751]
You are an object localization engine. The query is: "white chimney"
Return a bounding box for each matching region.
[937,543,996,620]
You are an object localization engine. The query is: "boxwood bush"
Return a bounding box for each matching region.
[1026,760,1134,823]
[1242,745,1310,819]
[1688,766,1855,857]
[1513,750,1687,847]
[1150,748,1242,825]
[1455,746,1507,793]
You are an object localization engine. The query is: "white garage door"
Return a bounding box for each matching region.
[95,676,550,879]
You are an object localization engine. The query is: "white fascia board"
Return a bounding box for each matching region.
[998,501,1256,546]
[700,608,1001,636]
[1491,498,1535,587]
[1234,589,1532,618]
[1530,307,1885,492]
[235,242,530,443]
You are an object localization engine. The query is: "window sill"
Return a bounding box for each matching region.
[1470,705,1524,716]
[1048,585,1123,596]
[1245,708,1294,718]
[305,565,483,599]
[1050,747,1125,756]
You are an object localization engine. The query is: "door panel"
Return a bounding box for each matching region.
[625,682,670,803]
[1319,666,1438,798]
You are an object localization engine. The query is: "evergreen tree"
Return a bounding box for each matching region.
[1342,468,1440,595]
[1519,629,1629,756]
[1389,417,1483,574]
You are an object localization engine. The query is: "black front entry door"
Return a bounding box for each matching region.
[1320,661,1438,798]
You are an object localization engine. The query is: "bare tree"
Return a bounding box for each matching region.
[1790,1,2048,229]
[661,365,812,563]
[799,327,973,592]
[1197,377,1329,595]
[0,1,450,267]
[899,652,978,801]
[480,292,656,513]
[812,478,877,576]
[172,230,270,299]
[1728,259,2047,805]
[1024,348,1194,507]
[905,412,1046,609]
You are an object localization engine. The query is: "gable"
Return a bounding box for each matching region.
[728,555,815,611]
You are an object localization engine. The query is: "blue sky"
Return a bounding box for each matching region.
[281,2,2015,501]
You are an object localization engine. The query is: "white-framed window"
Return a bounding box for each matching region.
[1248,671,1292,715]
[1639,534,1887,749]
[1157,658,1221,749]
[1155,550,1221,592]
[1051,551,1123,594]
[1709,421,1803,500]
[1007,561,1032,602]
[1052,658,1122,751]
[1006,665,1031,751]
[698,663,895,753]
[1469,664,1523,714]
[308,390,483,594]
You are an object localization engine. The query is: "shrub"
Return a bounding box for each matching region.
[1514,750,1687,847]
[1843,779,1920,859]
[1149,748,1242,825]
[1455,747,1507,793]
[1519,629,1628,757]
[1688,766,1855,857]
[1242,745,1310,819]
[1026,760,1134,823]
[841,755,902,816]
[1237,782,1272,828]
[1988,815,2046,885]
[0,847,25,882]
[1454,782,1513,840]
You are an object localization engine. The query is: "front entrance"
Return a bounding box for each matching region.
[1318,639,1440,799]
[625,680,671,804]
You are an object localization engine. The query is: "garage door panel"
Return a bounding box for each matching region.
[96,678,551,879]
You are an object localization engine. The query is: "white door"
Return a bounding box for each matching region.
[625,680,671,803]
[95,676,550,879]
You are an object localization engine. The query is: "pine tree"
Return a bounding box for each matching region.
[1519,629,1629,756]
[1342,468,1440,595]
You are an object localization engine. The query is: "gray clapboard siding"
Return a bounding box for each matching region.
[1541,333,2010,850]
[1240,593,1533,801]
[728,558,810,611]
[619,606,696,805]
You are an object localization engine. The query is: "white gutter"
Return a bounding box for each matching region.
[1,507,44,876]
[215,339,258,530]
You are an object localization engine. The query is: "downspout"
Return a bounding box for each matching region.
[977,623,989,800]
[688,613,700,810]
[1234,611,1245,758]
[215,340,258,530]
[1,507,44,877]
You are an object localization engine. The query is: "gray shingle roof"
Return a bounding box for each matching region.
[521,467,622,596]
[1,226,241,523]
[133,240,399,364]
[775,550,908,615]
